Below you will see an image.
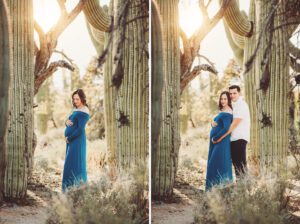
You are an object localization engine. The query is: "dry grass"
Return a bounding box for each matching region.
[46,165,148,224]
[193,172,290,224]
[178,127,300,224]
[34,127,148,224]
[34,127,107,182]
[179,125,210,171]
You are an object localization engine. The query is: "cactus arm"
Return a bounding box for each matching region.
[227,10,248,49]
[85,19,105,54]
[220,0,253,37]
[83,0,111,32]
[223,21,244,66]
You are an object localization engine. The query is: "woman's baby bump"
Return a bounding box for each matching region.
[64,119,77,137]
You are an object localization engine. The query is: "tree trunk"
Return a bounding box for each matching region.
[4,0,34,200]
[0,0,11,203]
[152,0,181,199]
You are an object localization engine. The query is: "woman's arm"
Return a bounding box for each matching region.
[212,115,232,142]
[213,118,242,144]
[66,115,89,142]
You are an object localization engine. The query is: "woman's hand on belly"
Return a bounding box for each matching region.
[65,119,73,126]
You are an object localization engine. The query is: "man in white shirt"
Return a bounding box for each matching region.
[213,85,250,177]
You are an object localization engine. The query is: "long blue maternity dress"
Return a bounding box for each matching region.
[62,107,90,192]
[205,112,233,191]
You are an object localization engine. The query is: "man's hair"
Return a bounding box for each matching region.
[229,85,241,92]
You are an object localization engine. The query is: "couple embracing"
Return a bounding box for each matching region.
[205,85,250,191]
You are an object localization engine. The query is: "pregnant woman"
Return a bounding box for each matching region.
[62,89,90,192]
[205,91,233,191]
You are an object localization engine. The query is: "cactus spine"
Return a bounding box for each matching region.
[0,0,11,202]
[4,0,34,199]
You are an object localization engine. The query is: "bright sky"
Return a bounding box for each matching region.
[33,0,251,89]
[179,0,249,71]
[33,0,109,89]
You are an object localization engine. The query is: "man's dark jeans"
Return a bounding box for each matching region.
[231,139,248,177]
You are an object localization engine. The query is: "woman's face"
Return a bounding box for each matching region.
[73,94,83,108]
[220,94,228,108]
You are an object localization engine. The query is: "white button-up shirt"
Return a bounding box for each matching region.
[231,96,250,142]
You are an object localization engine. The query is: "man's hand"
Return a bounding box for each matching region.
[66,137,69,144]
[212,137,221,144]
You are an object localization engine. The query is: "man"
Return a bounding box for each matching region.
[213,85,250,178]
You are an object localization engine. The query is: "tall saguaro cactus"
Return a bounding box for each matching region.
[0,0,11,203]
[84,0,117,162]
[255,1,289,169]
[152,0,181,199]
[113,0,149,167]
[84,0,149,167]
[151,0,164,200]
[4,0,34,200]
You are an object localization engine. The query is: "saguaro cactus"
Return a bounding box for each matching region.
[0,0,11,202]
[4,0,34,200]
[255,1,289,169]
[84,0,117,162]
[84,0,149,167]
[113,0,149,167]
[152,0,181,199]
[151,0,164,200]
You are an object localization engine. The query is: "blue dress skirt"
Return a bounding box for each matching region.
[205,112,233,191]
[62,110,90,192]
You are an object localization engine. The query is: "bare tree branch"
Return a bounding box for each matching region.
[179,0,229,85]
[197,54,215,66]
[206,0,212,8]
[35,60,74,95]
[290,55,300,73]
[289,41,300,59]
[57,0,67,16]
[199,0,209,22]
[180,64,218,92]
[53,50,74,64]
[34,20,45,44]
[34,0,87,95]
[49,0,88,40]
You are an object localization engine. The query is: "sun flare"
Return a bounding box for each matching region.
[179,1,202,37]
[33,0,61,32]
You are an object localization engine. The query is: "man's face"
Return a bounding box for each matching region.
[229,88,240,102]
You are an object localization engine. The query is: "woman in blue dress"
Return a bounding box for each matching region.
[62,89,90,192]
[205,91,233,191]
